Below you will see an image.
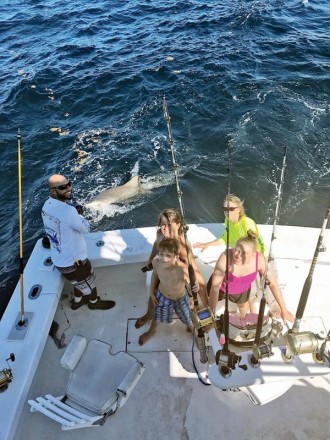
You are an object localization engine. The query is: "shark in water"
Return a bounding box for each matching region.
[85,175,142,210]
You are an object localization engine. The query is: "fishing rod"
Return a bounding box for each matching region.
[162,97,193,277]
[223,144,232,354]
[162,96,213,364]
[283,202,330,361]
[17,128,25,326]
[215,142,241,377]
[251,147,288,362]
[292,203,330,332]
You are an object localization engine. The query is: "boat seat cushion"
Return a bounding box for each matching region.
[60,335,87,370]
[65,339,137,414]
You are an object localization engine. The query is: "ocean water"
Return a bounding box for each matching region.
[0,0,329,316]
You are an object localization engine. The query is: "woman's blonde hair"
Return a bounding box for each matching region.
[223,194,245,218]
[158,208,183,235]
[236,230,258,252]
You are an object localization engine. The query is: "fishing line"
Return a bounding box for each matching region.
[253,146,288,350]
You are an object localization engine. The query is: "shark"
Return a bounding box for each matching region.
[85,175,142,210]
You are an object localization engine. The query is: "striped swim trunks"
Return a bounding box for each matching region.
[153,289,192,326]
[56,258,96,295]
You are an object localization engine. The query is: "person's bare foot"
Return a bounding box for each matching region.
[135,314,151,329]
[138,330,155,346]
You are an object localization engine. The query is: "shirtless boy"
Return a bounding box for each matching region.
[138,238,195,346]
[136,208,207,330]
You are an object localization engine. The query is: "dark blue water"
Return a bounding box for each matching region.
[0,0,329,317]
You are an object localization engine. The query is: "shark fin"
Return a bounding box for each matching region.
[124,175,140,188]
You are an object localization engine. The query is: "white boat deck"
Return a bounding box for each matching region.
[1,224,329,440]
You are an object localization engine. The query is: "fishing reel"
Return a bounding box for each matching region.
[250,320,282,366]
[213,315,241,374]
[214,313,242,375]
[191,306,214,330]
[282,329,319,362]
[191,307,214,364]
[312,331,330,365]
[0,353,15,392]
[283,328,330,365]
[250,343,273,367]
[215,348,241,378]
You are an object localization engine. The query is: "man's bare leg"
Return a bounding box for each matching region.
[135,296,155,328]
[138,320,158,346]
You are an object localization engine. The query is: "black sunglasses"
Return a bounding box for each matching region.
[223,206,238,212]
[51,181,72,190]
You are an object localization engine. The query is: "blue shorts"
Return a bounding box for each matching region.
[153,289,192,326]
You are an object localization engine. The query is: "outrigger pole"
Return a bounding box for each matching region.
[252,147,288,360]
[17,129,25,325]
[162,96,213,363]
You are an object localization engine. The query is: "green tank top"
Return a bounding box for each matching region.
[218,215,265,254]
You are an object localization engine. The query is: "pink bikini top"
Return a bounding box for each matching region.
[220,250,259,295]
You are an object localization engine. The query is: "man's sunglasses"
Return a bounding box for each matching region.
[223,206,238,212]
[51,181,72,191]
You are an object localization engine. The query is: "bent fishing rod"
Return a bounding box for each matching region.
[252,146,288,358]
[162,96,212,365]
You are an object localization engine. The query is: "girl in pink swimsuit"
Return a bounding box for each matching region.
[218,249,259,304]
[209,231,295,323]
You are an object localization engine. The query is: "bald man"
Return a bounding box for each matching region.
[42,174,115,311]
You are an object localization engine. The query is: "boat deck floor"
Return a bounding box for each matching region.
[13,262,330,440]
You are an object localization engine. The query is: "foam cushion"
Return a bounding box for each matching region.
[65,339,137,414]
[60,335,87,371]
